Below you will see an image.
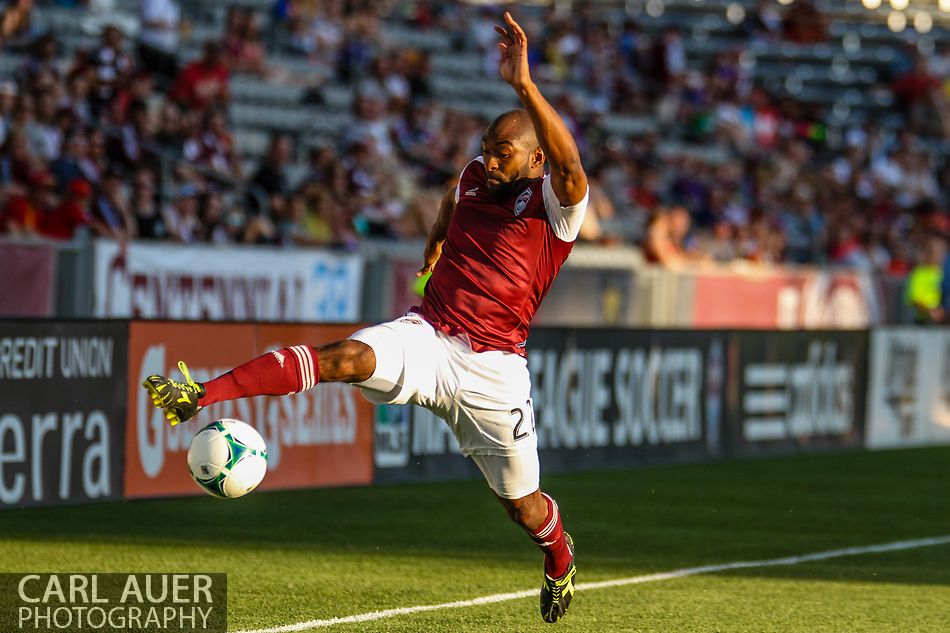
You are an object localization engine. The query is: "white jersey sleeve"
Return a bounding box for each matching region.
[542,175,589,243]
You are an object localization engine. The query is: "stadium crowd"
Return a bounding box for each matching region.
[0,0,948,279]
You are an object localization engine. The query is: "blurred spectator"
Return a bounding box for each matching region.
[92,25,134,109]
[392,101,435,164]
[222,7,268,76]
[1,169,56,236]
[345,137,400,238]
[154,101,183,151]
[893,55,942,128]
[779,185,824,264]
[906,235,946,323]
[650,28,686,88]
[25,91,62,161]
[349,92,393,157]
[0,0,945,270]
[60,68,94,124]
[130,167,167,239]
[698,220,739,262]
[744,86,781,151]
[20,34,58,86]
[629,166,661,214]
[782,0,828,44]
[94,169,136,240]
[403,50,431,102]
[112,99,154,168]
[747,0,783,40]
[139,0,181,79]
[335,9,378,83]
[200,190,241,243]
[112,71,153,124]
[79,129,108,184]
[577,171,617,244]
[0,80,18,146]
[50,131,88,188]
[282,0,345,64]
[42,178,100,239]
[211,205,248,244]
[1,0,34,49]
[171,42,230,112]
[164,183,203,242]
[829,220,873,270]
[183,108,239,179]
[738,209,785,263]
[305,143,336,183]
[249,134,292,206]
[391,186,435,240]
[644,206,704,266]
[938,232,950,318]
[297,159,357,246]
[0,132,37,187]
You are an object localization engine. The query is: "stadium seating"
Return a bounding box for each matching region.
[3,0,942,186]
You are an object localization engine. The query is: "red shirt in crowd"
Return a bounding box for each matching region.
[893,71,939,105]
[1,194,40,233]
[171,61,229,111]
[40,200,92,239]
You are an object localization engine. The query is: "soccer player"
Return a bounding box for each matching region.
[144,12,588,624]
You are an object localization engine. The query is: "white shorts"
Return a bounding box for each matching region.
[349,313,539,499]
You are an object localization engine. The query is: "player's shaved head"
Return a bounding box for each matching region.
[486,109,538,149]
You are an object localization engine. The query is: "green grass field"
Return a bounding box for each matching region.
[2,447,950,632]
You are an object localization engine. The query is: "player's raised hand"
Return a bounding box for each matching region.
[495,11,531,88]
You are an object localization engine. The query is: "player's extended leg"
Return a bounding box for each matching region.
[143,340,375,425]
[470,453,577,623]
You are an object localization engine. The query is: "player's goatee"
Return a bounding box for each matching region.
[487,166,533,198]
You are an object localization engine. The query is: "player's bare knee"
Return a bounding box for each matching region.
[317,340,375,383]
[499,491,546,531]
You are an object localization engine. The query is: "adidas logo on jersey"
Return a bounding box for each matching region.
[465,187,479,197]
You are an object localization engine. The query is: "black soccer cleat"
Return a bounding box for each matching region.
[540,532,576,623]
[143,361,205,426]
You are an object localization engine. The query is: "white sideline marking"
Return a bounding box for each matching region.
[235,534,950,633]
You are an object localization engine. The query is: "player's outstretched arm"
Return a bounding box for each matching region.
[418,186,457,277]
[495,11,587,206]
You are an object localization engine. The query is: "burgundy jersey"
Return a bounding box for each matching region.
[418,157,588,355]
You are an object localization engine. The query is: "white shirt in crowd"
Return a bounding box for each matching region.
[140,0,180,53]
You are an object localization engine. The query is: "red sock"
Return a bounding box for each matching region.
[529,493,572,578]
[199,345,320,407]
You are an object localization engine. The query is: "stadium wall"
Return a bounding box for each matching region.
[2,318,944,508]
[865,328,950,449]
[0,319,375,508]
[124,322,375,499]
[0,320,127,508]
[375,328,870,485]
[92,240,364,323]
[375,247,897,329]
[0,243,57,318]
[0,238,906,328]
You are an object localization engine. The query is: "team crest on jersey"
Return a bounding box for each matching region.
[514,187,533,216]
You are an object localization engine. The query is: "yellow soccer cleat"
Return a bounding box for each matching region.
[540,532,576,623]
[142,361,206,426]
